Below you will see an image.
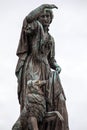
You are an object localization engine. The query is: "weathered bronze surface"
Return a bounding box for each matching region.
[12,4,69,130]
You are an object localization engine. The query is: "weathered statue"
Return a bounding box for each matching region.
[12,4,69,130]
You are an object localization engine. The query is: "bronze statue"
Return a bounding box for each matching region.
[12,4,69,130]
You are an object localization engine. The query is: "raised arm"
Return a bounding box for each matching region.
[26,4,58,22]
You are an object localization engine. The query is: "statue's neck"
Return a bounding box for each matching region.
[43,26,49,33]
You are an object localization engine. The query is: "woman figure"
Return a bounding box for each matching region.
[12,4,69,130]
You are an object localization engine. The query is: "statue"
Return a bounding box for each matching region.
[12,4,69,130]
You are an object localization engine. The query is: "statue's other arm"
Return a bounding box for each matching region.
[15,20,39,78]
[48,37,61,74]
[15,19,39,103]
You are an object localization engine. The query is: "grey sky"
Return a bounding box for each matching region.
[0,0,87,130]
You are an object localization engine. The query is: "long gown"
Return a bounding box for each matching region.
[15,18,69,130]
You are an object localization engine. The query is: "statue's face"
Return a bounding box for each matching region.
[38,10,52,27]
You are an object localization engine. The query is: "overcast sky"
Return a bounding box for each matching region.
[0,0,87,130]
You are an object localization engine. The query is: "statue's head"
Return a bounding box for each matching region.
[37,8,53,27]
[26,4,58,27]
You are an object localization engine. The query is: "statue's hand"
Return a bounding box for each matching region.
[41,4,58,9]
[56,66,61,74]
[35,80,47,87]
[27,80,47,87]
